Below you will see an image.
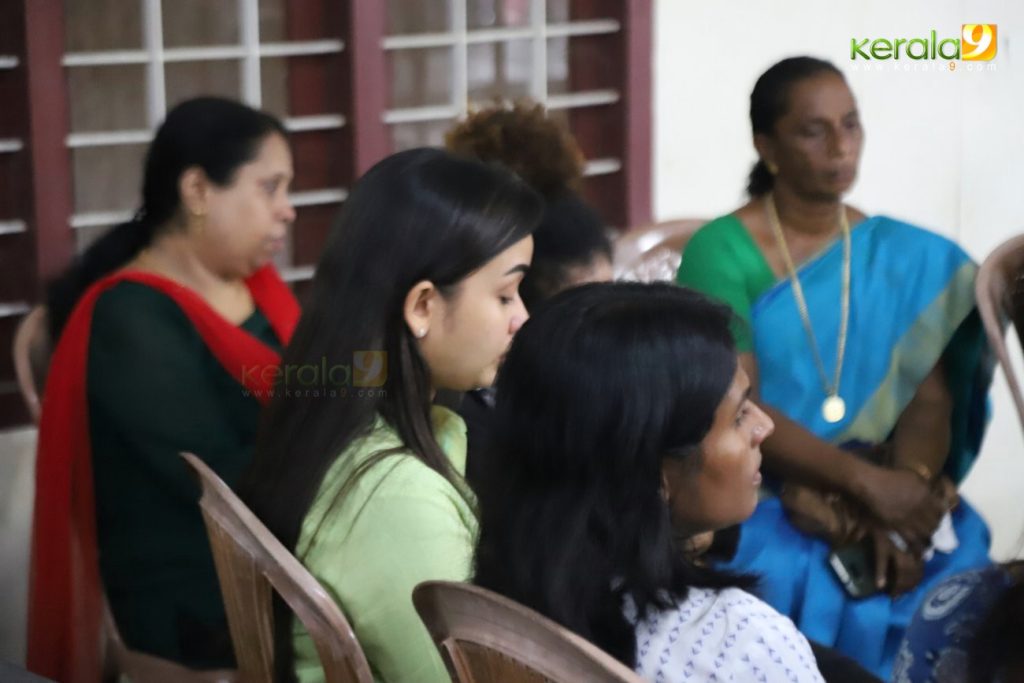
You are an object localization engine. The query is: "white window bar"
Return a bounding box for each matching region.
[280,265,315,283]
[289,189,348,208]
[259,41,344,57]
[70,210,135,229]
[63,50,149,66]
[67,130,153,148]
[386,6,621,131]
[0,302,31,318]
[382,27,552,49]
[63,41,345,68]
[530,0,547,103]
[451,0,469,120]
[0,139,23,154]
[66,118,346,151]
[284,115,347,132]
[164,45,247,61]
[142,0,166,127]
[546,89,620,109]
[383,105,459,125]
[382,33,456,50]
[386,89,617,124]
[71,188,349,229]
[465,27,534,43]
[0,56,19,69]
[65,3,351,252]
[583,158,622,177]
[546,20,621,38]
[0,220,27,235]
[239,0,261,107]
[382,20,619,50]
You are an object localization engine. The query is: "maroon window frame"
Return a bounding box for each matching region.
[0,0,652,429]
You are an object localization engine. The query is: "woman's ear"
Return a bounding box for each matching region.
[753,133,777,172]
[403,280,437,340]
[178,166,210,217]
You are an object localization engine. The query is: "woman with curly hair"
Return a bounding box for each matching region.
[445,101,613,307]
[444,102,613,481]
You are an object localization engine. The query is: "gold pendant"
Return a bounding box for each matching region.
[822,395,846,423]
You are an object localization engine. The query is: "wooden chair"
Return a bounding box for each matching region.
[103,626,235,683]
[12,305,50,423]
[976,234,1024,431]
[412,581,645,683]
[12,306,233,682]
[613,219,704,283]
[180,452,373,683]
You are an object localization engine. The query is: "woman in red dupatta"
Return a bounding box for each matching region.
[27,97,300,683]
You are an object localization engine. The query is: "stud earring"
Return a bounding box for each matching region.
[416,328,427,339]
[766,161,779,175]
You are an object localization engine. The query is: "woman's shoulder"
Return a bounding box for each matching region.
[859,216,975,273]
[89,280,205,355]
[640,585,793,628]
[347,408,466,485]
[635,587,823,682]
[298,413,475,560]
[687,213,749,246]
[92,280,195,333]
[868,215,966,248]
[680,210,767,270]
[94,278,180,306]
[309,411,470,518]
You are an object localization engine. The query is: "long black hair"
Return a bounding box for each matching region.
[474,281,752,666]
[45,97,286,340]
[241,147,542,678]
[747,56,843,197]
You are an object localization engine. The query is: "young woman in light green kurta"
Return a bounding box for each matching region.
[242,148,541,683]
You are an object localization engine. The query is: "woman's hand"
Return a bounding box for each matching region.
[871,527,925,596]
[854,463,945,546]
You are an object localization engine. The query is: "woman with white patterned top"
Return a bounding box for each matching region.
[632,587,819,682]
[473,282,824,682]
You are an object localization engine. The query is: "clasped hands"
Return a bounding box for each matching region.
[782,464,958,596]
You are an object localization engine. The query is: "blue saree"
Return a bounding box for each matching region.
[721,216,994,679]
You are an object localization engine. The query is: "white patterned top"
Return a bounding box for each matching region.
[630,587,825,683]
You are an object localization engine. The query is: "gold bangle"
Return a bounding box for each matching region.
[896,461,934,483]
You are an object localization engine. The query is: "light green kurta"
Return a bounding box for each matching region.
[293,406,476,683]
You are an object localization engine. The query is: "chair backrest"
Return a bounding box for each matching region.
[12,305,51,423]
[180,452,373,683]
[976,234,1024,430]
[413,581,646,683]
[613,219,704,283]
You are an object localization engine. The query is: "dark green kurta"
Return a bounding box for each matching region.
[87,281,280,668]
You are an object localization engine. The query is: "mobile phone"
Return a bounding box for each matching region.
[828,540,877,598]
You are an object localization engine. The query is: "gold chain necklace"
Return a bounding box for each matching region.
[765,193,851,424]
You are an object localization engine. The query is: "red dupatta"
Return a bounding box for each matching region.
[26,264,299,683]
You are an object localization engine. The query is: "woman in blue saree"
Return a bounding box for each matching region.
[677,56,992,679]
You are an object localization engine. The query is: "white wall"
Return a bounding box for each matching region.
[653,0,1024,559]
